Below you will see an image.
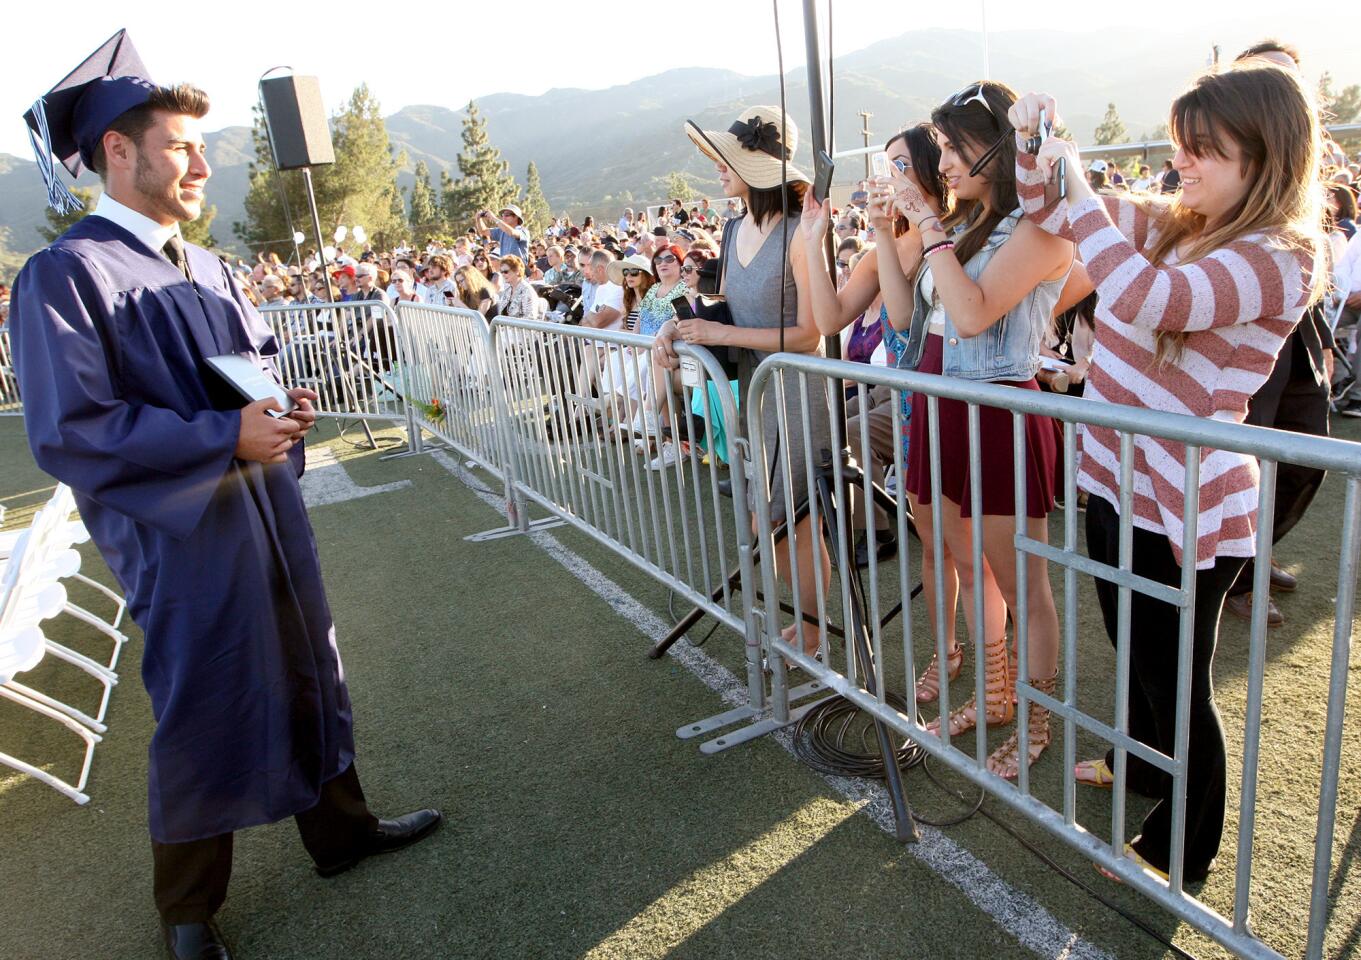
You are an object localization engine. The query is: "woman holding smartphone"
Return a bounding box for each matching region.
[798,122,970,705]
[1010,62,1325,881]
[880,82,1073,778]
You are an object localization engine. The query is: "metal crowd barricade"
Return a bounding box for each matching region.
[487,316,775,724]
[259,300,419,453]
[0,328,21,416]
[740,353,1359,960]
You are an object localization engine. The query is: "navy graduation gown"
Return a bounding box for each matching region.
[10,216,355,844]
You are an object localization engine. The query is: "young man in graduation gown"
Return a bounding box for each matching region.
[10,32,441,960]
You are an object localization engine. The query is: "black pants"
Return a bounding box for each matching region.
[1086,497,1246,880]
[1228,329,1329,596]
[152,763,378,924]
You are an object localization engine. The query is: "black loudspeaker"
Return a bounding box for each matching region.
[259,75,335,170]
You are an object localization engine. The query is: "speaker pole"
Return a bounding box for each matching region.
[301,168,336,303]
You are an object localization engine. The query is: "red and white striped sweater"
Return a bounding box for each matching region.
[1017,147,1314,568]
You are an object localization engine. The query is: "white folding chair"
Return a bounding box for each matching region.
[0,485,128,673]
[0,526,104,806]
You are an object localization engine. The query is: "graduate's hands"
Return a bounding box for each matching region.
[236,398,303,464]
[285,388,318,436]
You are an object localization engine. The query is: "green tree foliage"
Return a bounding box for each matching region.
[0,227,30,283]
[521,161,551,235]
[236,85,406,259]
[1092,103,1129,146]
[1319,72,1361,124]
[443,101,518,233]
[408,161,442,241]
[1137,123,1170,143]
[664,171,693,202]
[39,185,98,242]
[182,204,218,249]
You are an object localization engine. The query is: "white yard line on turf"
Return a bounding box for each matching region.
[431,450,1112,960]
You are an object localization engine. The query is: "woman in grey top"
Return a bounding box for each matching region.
[656,105,831,663]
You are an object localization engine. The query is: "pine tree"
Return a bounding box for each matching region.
[379,186,407,251]
[521,162,551,235]
[39,185,98,242]
[236,103,309,258]
[182,204,218,249]
[444,101,518,233]
[408,161,442,241]
[664,172,693,202]
[1093,103,1128,146]
[1319,72,1361,124]
[0,227,30,282]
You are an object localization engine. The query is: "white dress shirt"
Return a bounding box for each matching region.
[91,192,182,254]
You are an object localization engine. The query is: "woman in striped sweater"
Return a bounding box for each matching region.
[1009,63,1326,882]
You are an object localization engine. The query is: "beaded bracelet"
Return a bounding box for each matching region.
[922,240,955,258]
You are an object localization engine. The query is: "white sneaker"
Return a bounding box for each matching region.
[648,441,680,471]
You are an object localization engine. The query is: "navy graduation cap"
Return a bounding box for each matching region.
[23,28,155,214]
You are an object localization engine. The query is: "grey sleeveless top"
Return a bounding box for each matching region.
[723,215,798,383]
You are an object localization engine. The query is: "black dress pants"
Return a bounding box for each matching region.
[152,763,379,924]
[1228,327,1329,596]
[1086,497,1246,880]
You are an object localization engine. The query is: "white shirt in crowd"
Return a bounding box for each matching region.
[589,281,625,329]
[419,279,459,305]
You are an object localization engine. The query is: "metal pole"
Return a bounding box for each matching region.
[302,167,337,304]
[859,110,873,179]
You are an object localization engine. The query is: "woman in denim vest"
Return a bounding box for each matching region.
[880,81,1074,777]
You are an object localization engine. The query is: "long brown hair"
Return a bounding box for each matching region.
[623,270,655,314]
[1142,64,1327,362]
[931,80,1020,265]
[454,264,496,309]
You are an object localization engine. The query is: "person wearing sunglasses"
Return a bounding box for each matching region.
[494,255,538,319]
[675,105,830,664]
[1011,63,1326,883]
[878,81,1073,780]
[800,122,967,694]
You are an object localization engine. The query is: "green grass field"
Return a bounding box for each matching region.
[0,413,1357,960]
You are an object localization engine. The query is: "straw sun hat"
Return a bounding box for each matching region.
[607,254,654,286]
[684,105,809,190]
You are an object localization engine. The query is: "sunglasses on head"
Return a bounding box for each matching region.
[950,83,991,111]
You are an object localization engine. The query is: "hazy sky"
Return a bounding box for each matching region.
[3,1,1350,159]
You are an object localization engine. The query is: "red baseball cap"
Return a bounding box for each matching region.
[330,264,356,278]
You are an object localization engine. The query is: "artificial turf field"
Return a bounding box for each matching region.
[0,412,1358,960]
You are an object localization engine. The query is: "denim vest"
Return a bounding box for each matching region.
[897,208,1068,382]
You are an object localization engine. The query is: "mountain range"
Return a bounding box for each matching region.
[1,25,1351,263]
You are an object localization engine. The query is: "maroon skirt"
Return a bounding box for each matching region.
[904,334,1058,519]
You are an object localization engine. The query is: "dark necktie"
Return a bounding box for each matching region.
[162,235,193,283]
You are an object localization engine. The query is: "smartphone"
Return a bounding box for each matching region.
[673,298,696,321]
[812,149,835,204]
[870,151,891,180]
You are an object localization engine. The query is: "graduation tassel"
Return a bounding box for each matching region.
[27,97,86,215]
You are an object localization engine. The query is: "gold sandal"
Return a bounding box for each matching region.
[927,631,1013,738]
[1075,757,1116,789]
[915,643,964,704]
[987,673,1057,779]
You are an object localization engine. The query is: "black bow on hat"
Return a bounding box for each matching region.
[728,115,791,161]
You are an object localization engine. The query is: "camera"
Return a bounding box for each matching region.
[1022,107,1052,157]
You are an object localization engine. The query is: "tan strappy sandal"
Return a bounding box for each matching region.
[927,630,1013,738]
[915,643,964,703]
[987,673,1057,779]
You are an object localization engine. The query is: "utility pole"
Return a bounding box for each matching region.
[858,110,873,178]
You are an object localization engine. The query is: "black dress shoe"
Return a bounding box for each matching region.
[1269,563,1297,593]
[854,530,898,567]
[162,921,232,960]
[316,809,444,878]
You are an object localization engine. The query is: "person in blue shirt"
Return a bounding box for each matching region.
[475,204,530,260]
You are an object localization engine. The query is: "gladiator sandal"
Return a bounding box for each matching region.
[926,630,1014,739]
[986,672,1058,780]
[915,642,965,703]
